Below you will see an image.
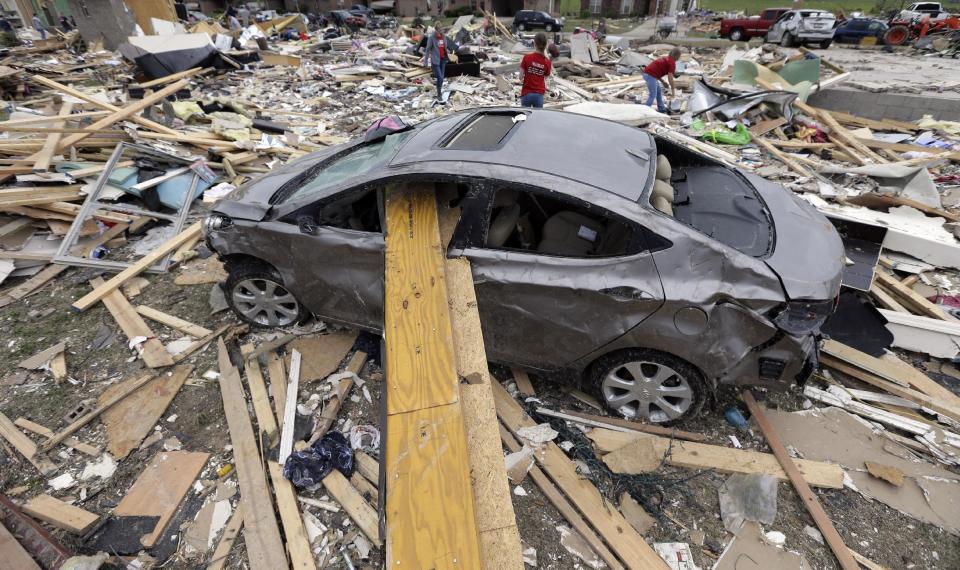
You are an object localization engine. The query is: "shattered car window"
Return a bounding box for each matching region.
[276,131,413,203]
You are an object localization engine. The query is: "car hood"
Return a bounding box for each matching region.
[747,173,844,300]
[212,144,346,221]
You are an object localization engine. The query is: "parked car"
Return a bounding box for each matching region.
[348,4,374,18]
[766,9,837,48]
[204,109,844,424]
[512,10,563,32]
[833,17,887,43]
[719,8,790,41]
[328,10,365,28]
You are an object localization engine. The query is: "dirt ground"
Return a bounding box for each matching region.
[1,247,959,569]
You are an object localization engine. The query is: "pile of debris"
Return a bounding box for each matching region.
[0,9,958,570]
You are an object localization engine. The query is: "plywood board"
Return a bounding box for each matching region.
[283,330,358,383]
[99,365,191,458]
[114,450,209,548]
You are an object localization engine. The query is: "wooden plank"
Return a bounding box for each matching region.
[267,461,316,570]
[114,450,209,548]
[135,66,204,88]
[855,136,960,162]
[819,355,960,424]
[91,277,173,368]
[742,391,858,570]
[384,186,482,567]
[754,136,815,178]
[846,193,960,224]
[207,504,243,570]
[874,270,958,322]
[546,408,707,442]
[440,229,524,569]
[130,166,191,191]
[748,117,787,136]
[266,351,287,431]
[21,495,97,534]
[99,365,192,458]
[30,102,72,173]
[0,518,41,570]
[821,339,960,405]
[493,381,668,569]
[240,344,279,442]
[323,469,382,546]
[511,368,536,396]
[588,428,844,488]
[135,305,212,338]
[41,371,157,451]
[13,418,100,456]
[354,450,379,485]
[500,425,624,570]
[72,221,202,311]
[63,160,135,180]
[215,338,287,569]
[278,349,301,466]
[18,342,65,370]
[870,282,909,313]
[0,412,56,474]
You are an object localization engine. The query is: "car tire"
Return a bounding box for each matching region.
[729,27,744,41]
[782,32,795,47]
[588,349,706,425]
[546,24,553,32]
[819,39,832,49]
[517,23,526,31]
[224,260,307,328]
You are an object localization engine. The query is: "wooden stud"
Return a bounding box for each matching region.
[31,102,73,173]
[742,391,859,570]
[267,351,287,431]
[0,412,57,474]
[135,305,212,338]
[874,269,958,322]
[135,66,205,88]
[22,494,98,534]
[215,338,287,569]
[323,469,382,546]
[91,277,174,368]
[278,349,301,466]
[543,408,707,442]
[240,344,279,442]
[511,368,536,396]
[72,221,202,311]
[13,417,100,456]
[267,461,316,570]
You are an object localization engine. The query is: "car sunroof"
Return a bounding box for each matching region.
[441,112,524,150]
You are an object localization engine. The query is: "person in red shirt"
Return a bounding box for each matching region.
[642,47,681,113]
[519,32,552,108]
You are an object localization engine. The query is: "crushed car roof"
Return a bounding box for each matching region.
[391,108,656,201]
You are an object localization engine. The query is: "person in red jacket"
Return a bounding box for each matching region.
[642,47,681,113]
[519,32,552,108]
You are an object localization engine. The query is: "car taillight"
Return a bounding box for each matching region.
[772,299,835,335]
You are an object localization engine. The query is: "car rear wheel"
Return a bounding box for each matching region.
[589,349,705,424]
[782,32,795,47]
[545,24,553,31]
[819,39,832,48]
[729,27,744,41]
[517,22,526,31]
[225,261,306,327]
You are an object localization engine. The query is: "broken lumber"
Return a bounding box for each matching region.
[31,102,73,173]
[322,469,382,546]
[215,338,287,568]
[114,450,209,548]
[207,504,243,570]
[21,494,97,534]
[742,391,858,570]
[382,186,482,567]
[500,425,624,570]
[72,221,202,311]
[0,411,57,474]
[278,348,301,466]
[13,417,100,457]
[41,371,157,451]
[267,461,316,570]
[511,368,536,396]
[540,408,708,442]
[91,277,174,368]
[306,350,367,445]
[754,136,815,178]
[0,515,41,570]
[587,428,844,488]
[135,66,205,88]
[874,269,958,322]
[240,343,279,442]
[135,305,212,338]
[493,381,668,569]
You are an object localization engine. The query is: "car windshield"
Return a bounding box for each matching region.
[275,130,413,203]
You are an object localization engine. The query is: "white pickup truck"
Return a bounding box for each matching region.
[897,2,951,21]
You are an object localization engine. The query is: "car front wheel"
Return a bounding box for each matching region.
[517,23,526,31]
[819,39,832,49]
[546,24,553,31]
[729,27,744,41]
[225,261,306,327]
[782,32,795,47]
[589,349,705,424]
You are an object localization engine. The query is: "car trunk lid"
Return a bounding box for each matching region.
[800,13,835,32]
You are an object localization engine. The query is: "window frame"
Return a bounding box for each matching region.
[280,183,385,236]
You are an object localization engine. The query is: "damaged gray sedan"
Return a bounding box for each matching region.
[204,108,844,423]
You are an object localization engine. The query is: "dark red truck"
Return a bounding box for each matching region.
[719,8,790,41]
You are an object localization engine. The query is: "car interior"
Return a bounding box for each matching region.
[310,187,382,233]
[485,187,637,257]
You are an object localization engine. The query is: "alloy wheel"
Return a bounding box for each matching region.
[601,360,694,423]
[231,278,300,326]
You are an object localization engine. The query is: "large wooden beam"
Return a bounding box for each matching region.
[31,102,73,173]
[383,186,482,567]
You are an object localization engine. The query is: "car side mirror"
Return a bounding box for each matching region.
[297,215,318,235]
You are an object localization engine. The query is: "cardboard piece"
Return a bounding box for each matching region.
[715,522,811,570]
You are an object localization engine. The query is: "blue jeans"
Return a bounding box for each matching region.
[643,73,665,112]
[520,93,544,108]
[432,60,446,99]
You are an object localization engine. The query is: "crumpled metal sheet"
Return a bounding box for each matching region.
[689,80,798,123]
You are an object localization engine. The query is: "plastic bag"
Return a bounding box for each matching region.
[283,431,353,488]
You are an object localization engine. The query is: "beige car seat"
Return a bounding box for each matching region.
[487,189,520,247]
[538,211,604,256]
[651,155,674,216]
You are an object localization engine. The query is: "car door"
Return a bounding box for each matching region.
[260,186,385,329]
[453,182,666,370]
[767,13,787,41]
